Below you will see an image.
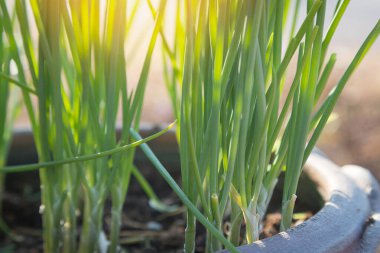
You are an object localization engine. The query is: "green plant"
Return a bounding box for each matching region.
[161,0,380,251]
[1,1,379,252]
[0,0,170,252]
[0,7,22,237]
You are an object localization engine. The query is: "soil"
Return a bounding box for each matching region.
[0,159,318,253]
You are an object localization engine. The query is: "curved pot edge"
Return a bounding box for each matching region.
[342,165,380,253]
[219,153,378,253]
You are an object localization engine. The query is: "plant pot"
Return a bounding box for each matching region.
[219,153,380,253]
[4,127,380,253]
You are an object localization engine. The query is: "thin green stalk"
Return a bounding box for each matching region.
[320,0,350,67]
[181,1,197,252]
[130,130,239,253]
[0,73,37,94]
[0,123,175,173]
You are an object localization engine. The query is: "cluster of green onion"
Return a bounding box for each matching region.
[161,0,380,252]
[0,0,170,252]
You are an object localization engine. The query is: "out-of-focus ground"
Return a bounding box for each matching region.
[13,1,380,179]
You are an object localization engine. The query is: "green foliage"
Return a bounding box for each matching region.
[0,5,22,239]
[0,0,168,252]
[0,0,379,252]
[161,0,380,251]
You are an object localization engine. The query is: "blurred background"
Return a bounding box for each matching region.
[14,0,380,180]
[304,0,380,181]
